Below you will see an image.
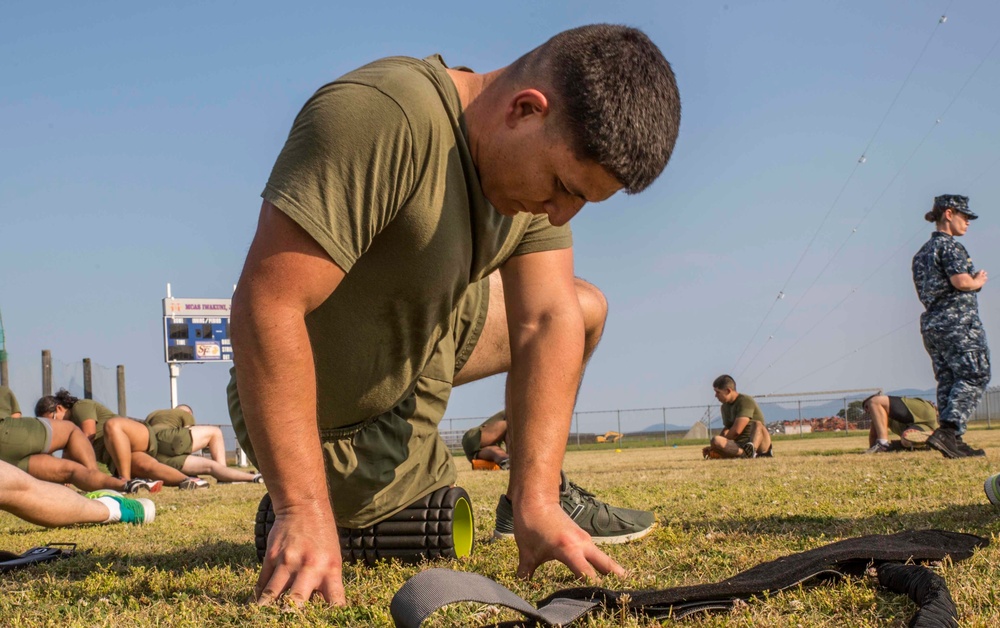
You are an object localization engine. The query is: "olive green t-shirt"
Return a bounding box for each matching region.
[0,386,20,417]
[720,393,765,431]
[254,54,572,427]
[69,399,117,440]
[145,408,195,432]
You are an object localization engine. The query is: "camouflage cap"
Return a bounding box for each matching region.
[933,194,978,220]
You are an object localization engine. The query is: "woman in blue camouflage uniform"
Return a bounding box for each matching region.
[912,194,989,458]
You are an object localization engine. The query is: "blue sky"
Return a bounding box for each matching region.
[3,1,998,433]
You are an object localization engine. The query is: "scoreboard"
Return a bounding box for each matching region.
[162,298,232,363]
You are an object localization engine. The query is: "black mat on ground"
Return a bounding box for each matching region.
[390,529,986,627]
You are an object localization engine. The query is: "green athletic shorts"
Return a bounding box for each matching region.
[93,423,158,474]
[0,417,53,471]
[888,397,939,436]
[229,276,489,529]
[462,427,483,462]
[152,426,193,471]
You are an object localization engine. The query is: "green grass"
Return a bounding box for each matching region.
[2,429,999,626]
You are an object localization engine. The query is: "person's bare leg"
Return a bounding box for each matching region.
[453,272,607,387]
[103,417,152,480]
[867,397,891,443]
[758,424,772,453]
[48,420,101,471]
[0,460,110,527]
[475,446,510,466]
[27,454,126,492]
[188,426,228,465]
[745,422,770,453]
[709,435,742,458]
[181,456,257,483]
[130,452,190,485]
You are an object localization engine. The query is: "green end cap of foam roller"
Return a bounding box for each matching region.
[453,496,474,558]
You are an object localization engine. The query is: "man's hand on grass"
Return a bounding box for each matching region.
[512,500,625,581]
[255,505,345,607]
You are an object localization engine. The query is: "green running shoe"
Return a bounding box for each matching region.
[85,490,155,525]
[493,472,655,545]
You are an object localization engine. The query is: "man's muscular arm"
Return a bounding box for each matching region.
[726,416,751,441]
[231,201,346,606]
[500,247,624,581]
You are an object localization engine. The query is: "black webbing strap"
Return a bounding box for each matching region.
[390,569,598,628]
[389,529,986,627]
[876,563,958,628]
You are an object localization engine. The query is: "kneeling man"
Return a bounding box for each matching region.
[862,394,938,453]
[707,375,772,459]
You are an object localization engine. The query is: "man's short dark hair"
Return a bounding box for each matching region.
[509,24,681,194]
[713,375,736,391]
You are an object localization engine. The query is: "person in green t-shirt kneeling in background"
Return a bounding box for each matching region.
[706,375,772,459]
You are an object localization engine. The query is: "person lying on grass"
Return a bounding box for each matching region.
[36,389,206,490]
[0,414,150,493]
[0,459,154,527]
[145,404,262,484]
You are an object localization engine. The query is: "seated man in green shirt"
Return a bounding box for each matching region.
[707,375,772,459]
[862,394,939,454]
[145,405,262,483]
[0,385,22,418]
[229,24,680,606]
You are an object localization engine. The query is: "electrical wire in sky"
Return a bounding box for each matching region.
[742,226,926,389]
[737,19,1000,383]
[771,316,919,394]
[728,7,952,376]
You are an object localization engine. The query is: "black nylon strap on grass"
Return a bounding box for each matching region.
[389,529,986,627]
[390,568,598,628]
[876,563,958,628]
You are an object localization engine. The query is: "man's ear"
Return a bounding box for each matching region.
[504,89,550,128]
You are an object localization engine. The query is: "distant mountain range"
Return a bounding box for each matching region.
[634,388,935,432]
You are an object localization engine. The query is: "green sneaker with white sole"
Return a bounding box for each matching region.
[494,472,655,544]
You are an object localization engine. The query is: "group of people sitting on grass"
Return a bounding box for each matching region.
[0,383,261,529]
[460,374,980,468]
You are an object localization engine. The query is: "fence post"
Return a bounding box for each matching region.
[843,397,848,436]
[117,365,127,416]
[985,388,992,429]
[706,405,712,436]
[574,412,580,447]
[235,444,249,467]
[41,350,52,396]
[798,400,803,438]
[83,358,93,400]
[662,407,668,446]
[617,410,622,444]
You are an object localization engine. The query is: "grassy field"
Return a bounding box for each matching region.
[1,429,998,627]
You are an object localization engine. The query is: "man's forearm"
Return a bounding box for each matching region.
[232,296,332,519]
[505,317,584,509]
